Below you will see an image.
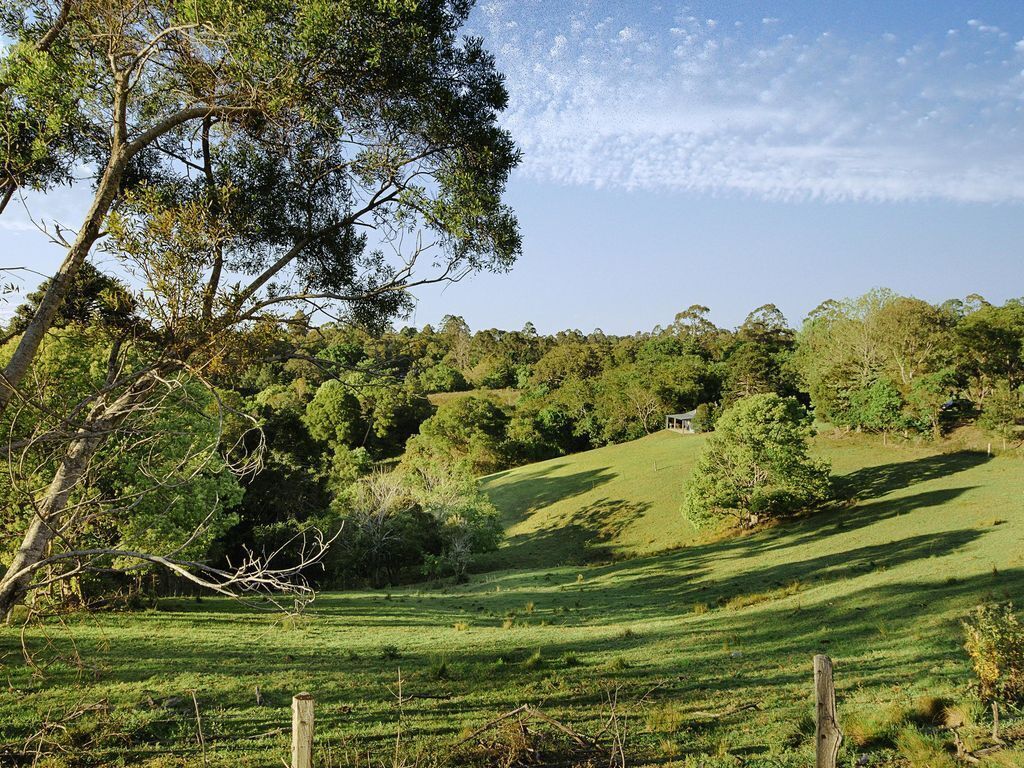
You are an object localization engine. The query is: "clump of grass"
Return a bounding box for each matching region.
[380,644,400,661]
[722,581,803,610]
[429,658,451,681]
[659,738,681,758]
[908,696,952,727]
[280,613,311,631]
[646,703,686,734]
[524,650,544,670]
[620,628,637,640]
[562,653,581,667]
[345,649,360,662]
[453,621,470,631]
[691,602,709,615]
[844,701,909,749]
[895,725,956,768]
[776,709,816,750]
[939,702,975,730]
[984,748,1024,767]
[608,656,630,671]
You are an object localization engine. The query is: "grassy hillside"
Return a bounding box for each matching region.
[480,429,1016,568]
[2,433,1023,767]
[480,430,710,567]
[426,388,520,407]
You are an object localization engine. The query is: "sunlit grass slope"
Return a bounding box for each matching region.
[2,433,1022,767]
[480,431,710,566]
[480,429,1020,569]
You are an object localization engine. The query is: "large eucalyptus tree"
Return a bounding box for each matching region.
[0,0,520,618]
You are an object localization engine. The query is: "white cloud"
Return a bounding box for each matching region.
[472,3,1024,204]
[967,19,1001,34]
[549,34,567,59]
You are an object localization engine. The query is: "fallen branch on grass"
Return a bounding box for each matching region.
[453,704,596,749]
[685,701,760,720]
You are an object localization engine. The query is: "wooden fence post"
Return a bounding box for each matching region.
[292,693,314,768]
[814,655,842,768]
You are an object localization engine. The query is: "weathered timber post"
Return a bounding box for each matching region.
[814,654,842,768]
[292,693,314,768]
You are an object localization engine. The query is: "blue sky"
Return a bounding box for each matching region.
[3,1,1023,333]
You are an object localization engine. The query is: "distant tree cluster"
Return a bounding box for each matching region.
[797,290,1024,438]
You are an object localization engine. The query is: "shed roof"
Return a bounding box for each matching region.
[668,410,698,420]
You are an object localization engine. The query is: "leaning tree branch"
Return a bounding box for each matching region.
[3,527,340,608]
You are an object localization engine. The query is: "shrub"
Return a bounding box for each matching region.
[978,381,1023,437]
[691,402,718,433]
[962,603,1024,706]
[683,394,832,528]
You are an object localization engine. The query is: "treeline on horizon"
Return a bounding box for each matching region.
[4,281,1022,592]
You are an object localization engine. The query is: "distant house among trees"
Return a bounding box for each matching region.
[665,410,698,433]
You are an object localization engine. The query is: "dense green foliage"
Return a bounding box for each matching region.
[798,290,1024,437]
[963,603,1024,707]
[683,394,832,528]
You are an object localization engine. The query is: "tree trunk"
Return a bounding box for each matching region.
[0,378,144,621]
[0,152,127,418]
[0,430,102,620]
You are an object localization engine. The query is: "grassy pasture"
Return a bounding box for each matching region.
[426,388,520,408]
[1,433,1023,766]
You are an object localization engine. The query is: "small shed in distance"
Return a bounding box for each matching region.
[665,409,697,433]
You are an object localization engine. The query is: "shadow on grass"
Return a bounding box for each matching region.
[483,465,618,525]
[726,485,980,559]
[834,450,992,501]
[9,565,1020,757]
[481,447,991,577]
[477,497,653,569]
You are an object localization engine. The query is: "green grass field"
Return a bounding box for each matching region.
[2,431,1023,767]
[426,388,520,408]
